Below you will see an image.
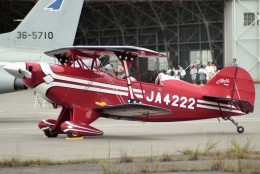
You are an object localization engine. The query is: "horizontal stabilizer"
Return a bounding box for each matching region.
[95,103,172,119]
[203,95,253,114]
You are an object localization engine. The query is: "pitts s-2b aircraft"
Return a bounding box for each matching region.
[4,46,255,137]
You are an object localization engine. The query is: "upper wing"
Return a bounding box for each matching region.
[203,95,254,114]
[44,46,166,59]
[94,103,172,120]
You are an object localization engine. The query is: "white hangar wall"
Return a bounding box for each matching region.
[225,0,260,82]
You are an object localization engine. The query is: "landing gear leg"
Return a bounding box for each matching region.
[225,117,244,133]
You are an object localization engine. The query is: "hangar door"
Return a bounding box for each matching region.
[76,1,224,71]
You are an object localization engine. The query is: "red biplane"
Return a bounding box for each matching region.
[4,46,255,137]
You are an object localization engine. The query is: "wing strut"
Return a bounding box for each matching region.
[115,51,142,103]
[122,60,134,100]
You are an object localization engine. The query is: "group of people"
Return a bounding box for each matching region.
[190,58,239,85]
[150,58,239,85]
[166,65,186,79]
[190,61,217,85]
[165,61,217,85]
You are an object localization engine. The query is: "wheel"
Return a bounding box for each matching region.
[237,126,244,133]
[44,128,58,138]
[67,132,81,138]
[223,117,229,121]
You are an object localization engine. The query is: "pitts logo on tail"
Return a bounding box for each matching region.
[45,0,64,11]
[216,78,230,86]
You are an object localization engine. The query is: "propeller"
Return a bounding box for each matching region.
[4,62,32,79]
[19,68,32,78]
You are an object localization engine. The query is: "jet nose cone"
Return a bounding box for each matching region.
[4,62,32,79]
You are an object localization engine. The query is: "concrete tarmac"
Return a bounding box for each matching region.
[0,85,259,161]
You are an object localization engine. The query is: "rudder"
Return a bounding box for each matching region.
[204,66,255,108]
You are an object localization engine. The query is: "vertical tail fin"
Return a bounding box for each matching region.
[0,0,84,49]
[204,66,255,108]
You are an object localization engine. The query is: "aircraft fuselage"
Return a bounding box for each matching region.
[23,62,244,122]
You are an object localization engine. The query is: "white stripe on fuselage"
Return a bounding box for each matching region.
[51,82,129,96]
[197,99,236,109]
[197,104,243,114]
[40,62,142,93]
[37,63,142,99]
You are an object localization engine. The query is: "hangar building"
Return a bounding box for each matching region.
[0,0,259,81]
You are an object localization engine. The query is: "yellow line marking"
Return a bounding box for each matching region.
[43,135,60,138]
[66,137,84,141]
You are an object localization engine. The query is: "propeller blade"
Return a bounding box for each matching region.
[19,69,32,78]
[4,62,31,79]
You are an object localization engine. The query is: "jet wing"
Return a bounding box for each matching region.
[203,95,254,114]
[95,103,172,119]
[44,46,166,59]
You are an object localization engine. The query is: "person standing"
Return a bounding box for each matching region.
[178,64,185,79]
[190,65,197,84]
[205,61,214,83]
[232,58,238,67]
[211,62,217,72]
[211,62,217,76]
[198,65,206,86]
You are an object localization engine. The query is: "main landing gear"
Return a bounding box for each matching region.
[44,127,58,138]
[223,117,244,133]
[38,107,104,138]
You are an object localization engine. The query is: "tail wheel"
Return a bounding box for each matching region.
[222,117,229,121]
[237,126,244,134]
[224,117,245,134]
[44,128,58,138]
